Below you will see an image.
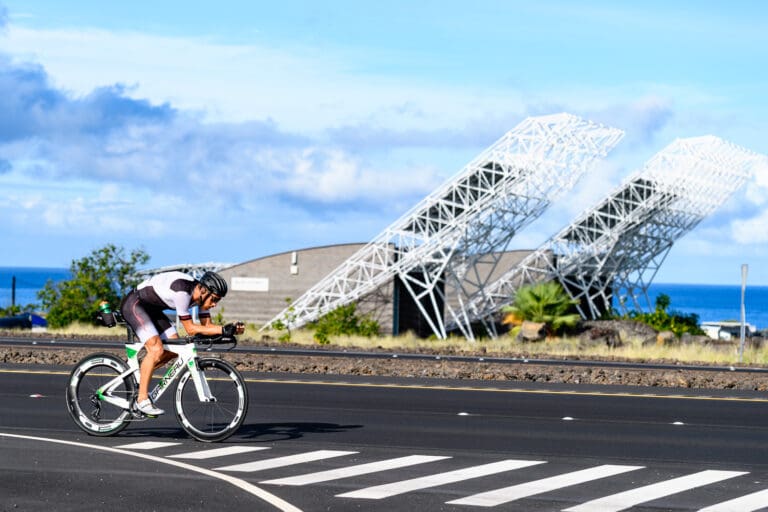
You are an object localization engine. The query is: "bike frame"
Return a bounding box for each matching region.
[97,339,215,411]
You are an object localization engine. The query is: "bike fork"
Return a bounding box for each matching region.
[189,363,217,402]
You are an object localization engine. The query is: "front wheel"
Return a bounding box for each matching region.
[66,353,135,436]
[174,358,248,442]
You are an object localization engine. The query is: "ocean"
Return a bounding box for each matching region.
[622,283,768,331]
[1,266,767,330]
[0,267,71,310]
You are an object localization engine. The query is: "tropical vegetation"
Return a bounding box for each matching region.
[37,244,149,328]
[622,293,705,337]
[310,303,380,344]
[0,303,38,317]
[500,280,581,335]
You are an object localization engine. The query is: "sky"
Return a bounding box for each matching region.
[1,0,767,285]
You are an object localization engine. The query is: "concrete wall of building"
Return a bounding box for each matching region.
[215,244,539,338]
[216,243,367,328]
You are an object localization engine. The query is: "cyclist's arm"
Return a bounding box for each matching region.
[173,293,223,336]
[198,312,213,326]
[179,316,224,336]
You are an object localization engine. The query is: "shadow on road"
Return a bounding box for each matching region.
[114,427,191,439]
[112,422,363,443]
[239,422,364,442]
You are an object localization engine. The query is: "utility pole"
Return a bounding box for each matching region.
[739,264,748,363]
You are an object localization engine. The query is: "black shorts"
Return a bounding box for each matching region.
[120,290,176,343]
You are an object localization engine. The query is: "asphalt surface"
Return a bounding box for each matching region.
[2,364,768,511]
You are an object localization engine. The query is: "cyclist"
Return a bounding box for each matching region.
[120,270,244,416]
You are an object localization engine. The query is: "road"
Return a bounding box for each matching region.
[2,363,768,511]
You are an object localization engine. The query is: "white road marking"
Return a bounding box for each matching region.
[698,488,768,511]
[114,441,182,450]
[169,446,270,460]
[0,432,301,512]
[216,450,357,472]
[337,459,545,499]
[564,470,748,512]
[261,455,450,486]
[447,464,644,507]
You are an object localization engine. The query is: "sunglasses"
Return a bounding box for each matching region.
[204,290,222,306]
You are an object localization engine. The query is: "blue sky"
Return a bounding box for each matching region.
[1,1,767,285]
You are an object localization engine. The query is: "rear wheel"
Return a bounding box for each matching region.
[174,358,248,442]
[66,353,135,436]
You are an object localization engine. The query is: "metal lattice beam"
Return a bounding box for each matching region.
[264,113,623,338]
[458,135,766,337]
[134,262,234,281]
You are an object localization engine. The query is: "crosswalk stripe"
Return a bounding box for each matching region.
[216,450,357,472]
[564,470,748,512]
[108,441,762,509]
[447,464,644,507]
[169,446,270,460]
[698,488,768,512]
[114,441,181,450]
[337,459,545,499]
[261,455,450,486]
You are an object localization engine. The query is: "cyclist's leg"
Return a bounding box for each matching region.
[139,322,179,402]
[154,350,177,369]
[139,336,164,402]
[153,317,179,369]
[152,340,178,371]
[137,326,177,416]
[121,292,174,403]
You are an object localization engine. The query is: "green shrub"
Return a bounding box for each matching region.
[311,303,379,344]
[38,244,149,328]
[0,303,38,317]
[501,281,581,335]
[271,298,296,342]
[624,293,704,337]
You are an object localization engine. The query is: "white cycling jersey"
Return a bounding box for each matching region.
[136,271,210,321]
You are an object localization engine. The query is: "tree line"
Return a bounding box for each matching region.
[1,243,702,339]
[31,244,147,328]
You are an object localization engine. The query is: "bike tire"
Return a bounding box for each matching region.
[66,353,135,436]
[174,358,249,442]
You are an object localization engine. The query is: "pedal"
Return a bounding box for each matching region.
[130,402,149,419]
[129,409,151,421]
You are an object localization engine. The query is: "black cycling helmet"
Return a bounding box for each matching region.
[199,271,228,297]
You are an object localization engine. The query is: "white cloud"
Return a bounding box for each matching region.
[744,164,768,207]
[2,25,567,135]
[0,160,189,239]
[0,37,458,221]
[732,211,768,244]
[269,147,442,204]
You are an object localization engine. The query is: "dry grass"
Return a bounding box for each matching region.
[518,336,767,366]
[256,327,767,366]
[34,322,768,367]
[46,322,118,337]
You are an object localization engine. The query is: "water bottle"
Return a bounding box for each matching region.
[99,300,116,327]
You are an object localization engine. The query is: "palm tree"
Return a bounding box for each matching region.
[501,281,581,335]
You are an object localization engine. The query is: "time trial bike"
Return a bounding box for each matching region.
[65,311,248,442]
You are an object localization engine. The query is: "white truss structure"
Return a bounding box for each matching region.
[458,135,766,338]
[265,113,623,338]
[134,262,234,281]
